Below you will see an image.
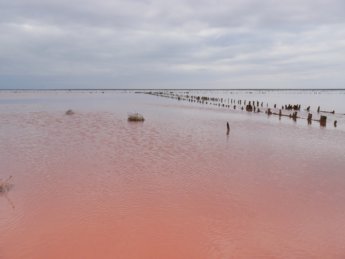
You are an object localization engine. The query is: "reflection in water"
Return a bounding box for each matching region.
[0,92,345,258]
[1,193,15,210]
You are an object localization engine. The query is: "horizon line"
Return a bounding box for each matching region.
[1,88,345,91]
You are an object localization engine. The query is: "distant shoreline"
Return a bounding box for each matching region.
[1,88,345,91]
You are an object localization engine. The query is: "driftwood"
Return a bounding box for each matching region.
[0,176,13,193]
[0,176,15,209]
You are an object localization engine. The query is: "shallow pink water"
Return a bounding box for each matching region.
[1,92,345,258]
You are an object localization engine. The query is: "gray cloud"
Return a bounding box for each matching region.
[0,0,345,89]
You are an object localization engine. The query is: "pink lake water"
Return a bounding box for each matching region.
[1,90,345,258]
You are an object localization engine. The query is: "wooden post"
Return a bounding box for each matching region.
[246,104,253,112]
[320,115,327,127]
[307,113,312,124]
[267,108,272,115]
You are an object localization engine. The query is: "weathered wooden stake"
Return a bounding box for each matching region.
[307,113,312,124]
[320,115,327,127]
[267,108,272,115]
[246,104,253,112]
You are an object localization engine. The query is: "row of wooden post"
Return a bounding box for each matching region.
[145,91,338,128]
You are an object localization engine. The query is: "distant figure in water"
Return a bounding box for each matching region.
[226,122,230,135]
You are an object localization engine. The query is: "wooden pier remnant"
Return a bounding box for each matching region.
[267,108,272,115]
[320,109,335,114]
[246,104,253,112]
[307,113,312,124]
[227,122,230,135]
[320,115,327,127]
[334,120,337,127]
[143,91,339,131]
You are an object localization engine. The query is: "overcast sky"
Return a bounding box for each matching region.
[1,0,345,89]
